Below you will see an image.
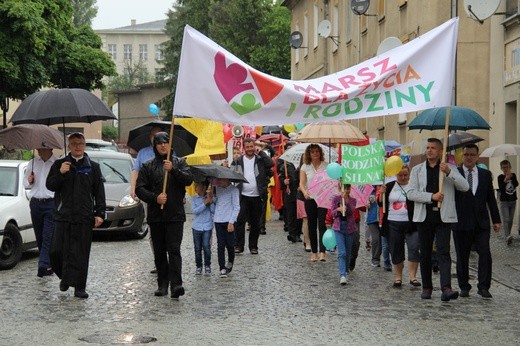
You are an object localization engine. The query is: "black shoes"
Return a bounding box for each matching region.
[421,288,432,299]
[37,267,54,278]
[259,229,266,235]
[460,290,470,297]
[74,289,89,299]
[154,285,168,297]
[171,286,185,299]
[287,235,301,243]
[234,246,244,254]
[349,258,356,271]
[477,289,492,298]
[409,280,422,287]
[441,288,459,302]
[59,281,69,292]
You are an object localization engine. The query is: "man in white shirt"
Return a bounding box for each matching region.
[24,147,57,277]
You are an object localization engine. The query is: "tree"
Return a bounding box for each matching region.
[104,60,151,107]
[0,0,115,125]
[70,0,98,27]
[102,125,118,140]
[160,0,291,116]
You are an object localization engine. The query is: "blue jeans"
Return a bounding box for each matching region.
[30,198,55,269]
[335,221,354,277]
[381,235,391,268]
[215,222,235,271]
[192,229,212,268]
[499,200,516,238]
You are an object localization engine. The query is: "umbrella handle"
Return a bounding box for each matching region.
[438,106,451,209]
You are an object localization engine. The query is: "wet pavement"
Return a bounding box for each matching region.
[1,212,519,345]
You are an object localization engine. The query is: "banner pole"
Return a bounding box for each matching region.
[437,106,451,209]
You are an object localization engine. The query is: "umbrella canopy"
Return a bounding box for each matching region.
[294,120,366,144]
[279,143,338,166]
[480,144,520,157]
[10,88,116,125]
[307,170,340,209]
[442,132,484,151]
[190,164,248,183]
[127,120,197,157]
[408,106,491,131]
[0,124,64,150]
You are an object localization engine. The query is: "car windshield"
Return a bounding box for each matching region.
[90,157,131,184]
[0,167,18,196]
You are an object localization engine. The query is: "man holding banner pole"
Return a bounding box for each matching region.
[407,138,469,301]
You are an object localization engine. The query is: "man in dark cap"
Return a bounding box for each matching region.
[136,132,193,299]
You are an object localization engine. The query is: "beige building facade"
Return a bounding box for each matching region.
[95,20,168,80]
[283,0,492,157]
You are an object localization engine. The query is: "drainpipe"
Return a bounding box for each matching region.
[324,0,329,76]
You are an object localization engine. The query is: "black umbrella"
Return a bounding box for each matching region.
[190,164,248,183]
[10,88,117,150]
[442,132,484,151]
[127,120,197,157]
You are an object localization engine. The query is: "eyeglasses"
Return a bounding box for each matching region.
[69,142,85,147]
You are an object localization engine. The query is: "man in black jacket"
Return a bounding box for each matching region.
[136,132,193,298]
[277,141,300,243]
[46,132,106,299]
[454,144,501,299]
[232,137,274,254]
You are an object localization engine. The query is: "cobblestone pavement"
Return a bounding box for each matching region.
[1,213,519,345]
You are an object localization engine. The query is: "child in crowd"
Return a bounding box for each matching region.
[212,178,240,278]
[191,181,215,275]
[330,184,357,285]
[366,190,382,267]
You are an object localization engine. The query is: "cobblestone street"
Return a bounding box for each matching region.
[1,213,519,345]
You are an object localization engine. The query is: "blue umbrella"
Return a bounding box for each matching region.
[408,106,491,132]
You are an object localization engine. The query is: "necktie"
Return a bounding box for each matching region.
[467,168,473,194]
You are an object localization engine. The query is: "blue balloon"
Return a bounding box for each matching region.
[322,229,337,250]
[327,162,343,179]
[295,123,305,130]
[148,103,160,115]
[477,163,488,170]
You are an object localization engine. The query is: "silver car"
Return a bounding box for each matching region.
[87,151,148,239]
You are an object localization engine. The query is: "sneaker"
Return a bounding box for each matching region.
[225,262,233,274]
[384,266,392,272]
[219,269,228,278]
[340,276,347,286]
[371,261,380,267]
[204,265,211,274]
[195,267,202,275]
[507,235,513,245]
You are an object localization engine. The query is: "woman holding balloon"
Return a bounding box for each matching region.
[299,144,328,262]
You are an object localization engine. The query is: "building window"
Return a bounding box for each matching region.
[139,44,148,60]
[123,67,131,77]
[155,44,164,61]
[108,44,116,60]
[123,44,132,60]
[304,14,309,57]
[313,5,319,49]
[155,68,165,82]
[345,5,353,44]
[332,5,339,52]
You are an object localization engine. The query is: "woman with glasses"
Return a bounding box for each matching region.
[379,165,421,288]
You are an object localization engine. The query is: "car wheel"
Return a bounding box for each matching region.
[0,223,23,270]
[130,221,149,240]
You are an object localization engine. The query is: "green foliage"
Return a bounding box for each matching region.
[0,0,114,102]
[70,0,98,27]
[160,0,291,115]
[102,124,118,140]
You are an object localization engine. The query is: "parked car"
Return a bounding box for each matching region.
[87,151,148,239]
[0,160,37,270]
[85,139,119,152]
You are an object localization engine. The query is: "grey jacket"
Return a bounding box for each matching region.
[407,161,469,223]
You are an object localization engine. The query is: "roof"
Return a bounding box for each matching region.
[95,19,167,34]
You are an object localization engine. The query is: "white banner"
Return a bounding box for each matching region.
[174,18,459,126]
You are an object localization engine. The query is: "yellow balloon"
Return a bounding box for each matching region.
[283,124,296,133]
[384,156,404,177]
[454,147,463,165]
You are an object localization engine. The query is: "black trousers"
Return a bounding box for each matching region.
[50,221,92,290]
[150,221,184,288]
[304,199,327,253]
[453,227,492,291]
[235,195,262,251]
[283,194,298,238]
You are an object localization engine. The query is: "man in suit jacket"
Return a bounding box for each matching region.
[408,138,469,301]
[454,144,501,299]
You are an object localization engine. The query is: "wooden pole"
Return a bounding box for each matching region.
[437,106,451,209]
[160,115,175,210]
